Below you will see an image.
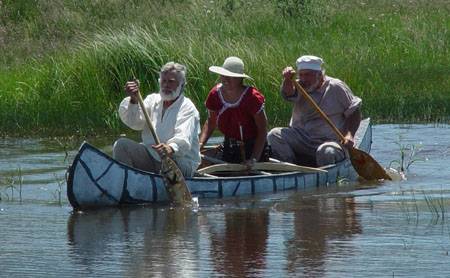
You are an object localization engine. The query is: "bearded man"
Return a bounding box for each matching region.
[268,55,362,167]
[113,62,201,177]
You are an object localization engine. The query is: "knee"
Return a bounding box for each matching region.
[113,138,131,158]
[113,137,127,149]
[267,127,282,144]
[316,142,344,166]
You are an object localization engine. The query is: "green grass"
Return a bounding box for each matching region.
[0,0,448,136]
[0,165,24,201]
[389,133,424,172]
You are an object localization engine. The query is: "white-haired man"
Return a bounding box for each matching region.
[113,62,201,177]
[268,55,362,167]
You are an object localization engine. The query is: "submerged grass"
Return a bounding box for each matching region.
[0,163,66,205]
[396,187,450,225]
[0,0,448,136]
[0,166,24,201]
[39,173,66,206]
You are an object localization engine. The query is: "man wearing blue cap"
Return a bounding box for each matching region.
[268,55,362,167]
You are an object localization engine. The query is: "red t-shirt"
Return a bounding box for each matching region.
[206,84,265,140]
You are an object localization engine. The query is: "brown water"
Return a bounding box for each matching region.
[1,124,449,277]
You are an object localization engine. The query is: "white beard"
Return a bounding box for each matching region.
[159,83,182,101]
[303,78,320,93]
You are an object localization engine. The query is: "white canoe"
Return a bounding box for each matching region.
[67,119,372,209]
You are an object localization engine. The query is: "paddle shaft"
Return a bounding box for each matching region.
[134,79,161,145]
[290,78,346,142]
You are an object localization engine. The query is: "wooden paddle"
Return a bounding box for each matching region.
[199,151,326,174]
[134,79,194,205]
[197,162,327,175]
[290,78,392,180]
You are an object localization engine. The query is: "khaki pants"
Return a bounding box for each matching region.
[268,127,346,167]
[112,138,161,173]
[316,141,346,167]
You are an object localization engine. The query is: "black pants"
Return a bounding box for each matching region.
[215,137,271,164]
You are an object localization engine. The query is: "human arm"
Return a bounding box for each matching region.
[342,108,361,150]
[199,110,218,150]
[118,81,150,130]
[280,66,297,97]
[333,79,362,150]
[124,80,139,104]
[242,109,268,168]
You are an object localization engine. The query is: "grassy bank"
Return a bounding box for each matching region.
[0,0,448,136]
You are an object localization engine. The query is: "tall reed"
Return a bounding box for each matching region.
[0,0,448,136]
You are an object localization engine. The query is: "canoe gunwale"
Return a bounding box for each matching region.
[67,118,372,209]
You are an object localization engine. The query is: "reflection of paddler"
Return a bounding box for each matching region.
[285,198,362,275]
[199,56,270,169]
[139,207,200,277]
[207,208,269,276]
[67,207,200,276]
[67,208,131,261]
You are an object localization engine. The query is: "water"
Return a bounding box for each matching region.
[1,124,449,277]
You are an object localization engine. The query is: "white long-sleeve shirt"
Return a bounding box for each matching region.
[118,93,201,175]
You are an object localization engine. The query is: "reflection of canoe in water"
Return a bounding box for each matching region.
[66,206,201,274]
[67,118,372,209]
[66,199,362,277]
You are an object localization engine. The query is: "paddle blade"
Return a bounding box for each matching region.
[349,148,392,181]
[161,157,194,205]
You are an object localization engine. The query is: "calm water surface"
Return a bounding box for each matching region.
[1,124,449,277]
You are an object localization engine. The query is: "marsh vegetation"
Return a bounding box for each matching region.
[0,0,448,136]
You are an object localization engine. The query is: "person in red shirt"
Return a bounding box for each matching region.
[199,56,270,167]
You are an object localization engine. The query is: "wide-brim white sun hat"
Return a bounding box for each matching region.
[295,55,323,71]
[209,56,253,80]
